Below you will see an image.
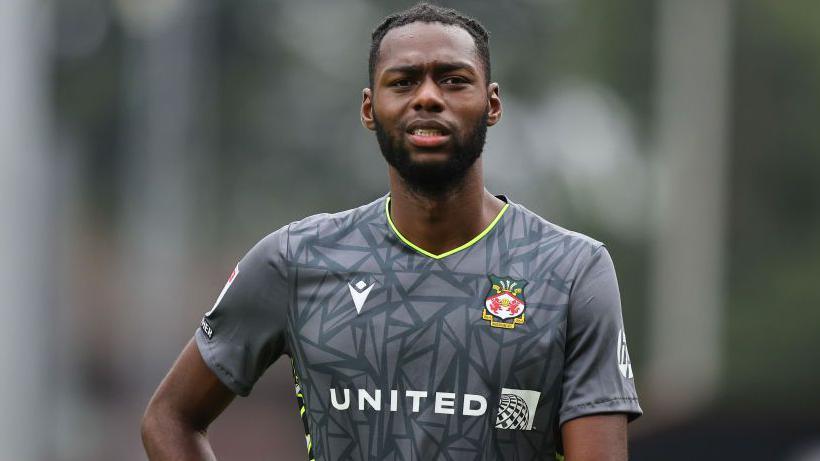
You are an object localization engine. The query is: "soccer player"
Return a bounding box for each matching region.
[141,3,642,460]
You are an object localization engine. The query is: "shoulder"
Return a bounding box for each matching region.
[503,199,610,287]
[507,200,616,301]
[508,200,604,254]
[278,195,387,258]
[245,196,385,266]
[287,195,384,238]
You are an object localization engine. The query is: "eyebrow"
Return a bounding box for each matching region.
[382,62,477,75]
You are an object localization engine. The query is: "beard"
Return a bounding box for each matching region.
[374,111,488,197]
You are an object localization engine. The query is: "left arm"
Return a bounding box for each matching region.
[561,414,628,461]
[557,245,642,459]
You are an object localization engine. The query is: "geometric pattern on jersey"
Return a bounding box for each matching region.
[196,194,643,461]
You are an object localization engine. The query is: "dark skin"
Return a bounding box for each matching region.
[141,338,233,460]
[361,22,505,254]
[142,21,629,461]
[562,414,629,461]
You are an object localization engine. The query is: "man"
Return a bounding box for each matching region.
[141,3,642,460]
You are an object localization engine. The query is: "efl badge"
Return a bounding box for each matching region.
[483,275,528,329]
[205,264,239,318]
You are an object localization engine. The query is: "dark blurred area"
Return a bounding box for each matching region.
[2,0,819,459]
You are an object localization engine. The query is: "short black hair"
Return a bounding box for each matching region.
[368,2,491,88]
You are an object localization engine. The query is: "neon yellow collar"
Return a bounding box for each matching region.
[385,196,509,260]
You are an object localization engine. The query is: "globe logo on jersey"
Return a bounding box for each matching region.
[495,388,541,431]
[495,393,529,429]
[482,275,528,329]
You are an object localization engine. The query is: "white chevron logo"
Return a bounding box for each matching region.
[348,280,374,314]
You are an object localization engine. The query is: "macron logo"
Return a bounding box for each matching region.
[348,280,374,314]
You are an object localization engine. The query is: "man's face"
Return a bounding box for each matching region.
[362,22,502,195]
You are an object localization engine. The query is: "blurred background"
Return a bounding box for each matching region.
[2,0,819,459]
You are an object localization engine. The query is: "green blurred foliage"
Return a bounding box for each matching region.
[725,0,820,409]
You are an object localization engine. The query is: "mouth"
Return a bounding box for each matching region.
[405,121,451,149]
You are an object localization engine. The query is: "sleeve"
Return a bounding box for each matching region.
[194,225,290,396]
[558,245,643,426]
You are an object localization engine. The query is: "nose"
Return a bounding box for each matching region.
[411,76,444,113]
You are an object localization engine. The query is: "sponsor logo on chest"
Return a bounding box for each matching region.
[328,387,541,431]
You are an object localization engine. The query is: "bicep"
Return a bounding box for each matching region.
[147,337,236,431]
[561,414,628,461]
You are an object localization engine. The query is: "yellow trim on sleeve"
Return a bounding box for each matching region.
[385,196,509,260]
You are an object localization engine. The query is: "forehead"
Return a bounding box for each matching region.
[376,22,479,72]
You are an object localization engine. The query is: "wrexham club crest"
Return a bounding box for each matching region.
[482,275,528,329]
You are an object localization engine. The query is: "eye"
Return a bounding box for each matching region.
[391,79,413,88]
[441,76,469,85]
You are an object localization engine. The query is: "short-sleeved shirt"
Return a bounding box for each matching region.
[196,194,642,460]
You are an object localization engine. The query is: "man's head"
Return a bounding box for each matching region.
[368,2,491,88]
[361,3,502,197]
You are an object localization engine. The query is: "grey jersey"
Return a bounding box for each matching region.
[196,195,642,460]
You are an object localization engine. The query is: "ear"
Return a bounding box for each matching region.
[361,88,376,131]
[486,82,502,126]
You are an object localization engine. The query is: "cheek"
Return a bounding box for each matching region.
[453,104,490,130]
[373,102,403,128]
[447,93,488,117]
[373,90,403,113]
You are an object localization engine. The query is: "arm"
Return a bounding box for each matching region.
[141,338,236,460]
[558,245,642,459]
[561,414,628,461]
[141,226,290,459]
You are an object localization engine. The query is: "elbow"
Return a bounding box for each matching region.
[141,398,179,450]
[141,402,161,448]
[141,398,208,450]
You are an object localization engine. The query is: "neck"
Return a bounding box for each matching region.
[387,159,506,256]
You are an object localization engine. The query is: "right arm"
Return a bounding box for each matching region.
[141,338,236,460]
[142,226,291,459]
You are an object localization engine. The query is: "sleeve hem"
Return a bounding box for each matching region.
[194,328,253,397]
[559,397,643,427]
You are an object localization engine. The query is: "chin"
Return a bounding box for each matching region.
[406,146,454,160]
[408,152,453,164]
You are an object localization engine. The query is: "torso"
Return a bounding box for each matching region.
[284,195,599,461]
